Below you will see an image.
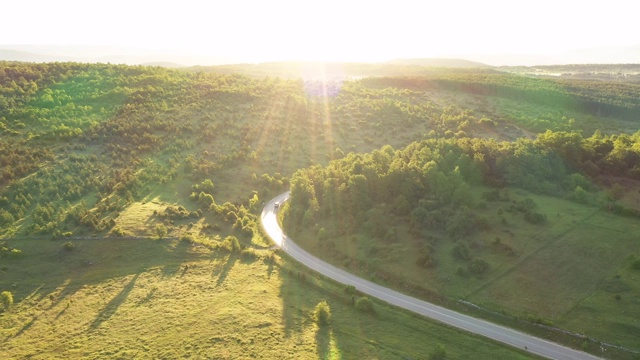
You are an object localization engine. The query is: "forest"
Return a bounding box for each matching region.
[284,130,640,238]
[1,60,640,359]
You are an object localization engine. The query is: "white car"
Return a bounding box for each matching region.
[274,202,280,208]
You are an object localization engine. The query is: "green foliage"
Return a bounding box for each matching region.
[1,242,22,258]
[416,245,435,268]
[523,211,547,225]
[452,244,471,261]
[62,241,75,251]
[155,224,168,239]
[1,290,13,311]
[355,296,375,313]
[344,285,357,295]
[469,258,490,274]
[313,300,332,326]
[240,248,259,261]
[223,236,242,253]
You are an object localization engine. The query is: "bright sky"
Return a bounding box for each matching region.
[2,0,638,62]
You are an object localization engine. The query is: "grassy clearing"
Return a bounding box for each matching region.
[288,186,640,352]
[0,237,536,359]
[425,88,638,136]
[469,210,640,348]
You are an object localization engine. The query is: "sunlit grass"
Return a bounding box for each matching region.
[0,237,536,359]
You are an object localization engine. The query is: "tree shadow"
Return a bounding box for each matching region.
[11,316,37,339]
[137,287,157,305]
[315,325,331,360]
[214,253,238,287]
[0,236,201,345]
[266,256,276,279]
[278,267,318,339]
[277,262,348,356]
[54,305,69,321]
[90,273,140,329]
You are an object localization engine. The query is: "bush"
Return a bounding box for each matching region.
[524,211,547,224]
[63,241,75,251]
[452,244,471,261]
[223,235,242,253]
[469,258,490,274]
[314,300,331,326]
[344,285,356,295]
[355,297,374,313]
[112,226,127,237]
[1,291,13,311]
[155,224,168,239]
[180,234,195,244]
[240,248,259,261]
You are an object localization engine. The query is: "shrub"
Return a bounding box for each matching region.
[112,226,127,237]
[355,297,374,313]
[1,291,13,311]
[452,244,471,261]
[180,234,195,244]
[344,285,356,295]
[240,248,259,261]
[63,241,75,251]
[469,258,490,274]
[223,236,242,253]
[155,224,168,239]
[314,300,331,326]
[524,211,547,224]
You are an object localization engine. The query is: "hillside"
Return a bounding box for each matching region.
[387,58,491,68]
[191,61,501,79]
[1,61,639,358]
[0,61,543,359]
[282,131,640,355]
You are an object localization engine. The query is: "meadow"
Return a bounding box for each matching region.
[0,237,536,359]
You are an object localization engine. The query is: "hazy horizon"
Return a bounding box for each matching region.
[2,0,639,66]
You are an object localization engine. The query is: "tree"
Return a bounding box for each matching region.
[314,300,331,326]
[1,291,13,311]
[155,224,168,239]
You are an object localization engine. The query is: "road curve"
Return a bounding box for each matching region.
[261,191,603,360]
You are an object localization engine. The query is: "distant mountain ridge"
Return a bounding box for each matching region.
[2,44,640,67]
[387,58,491,68]
[0,45,232,66]
[0,49,75,63]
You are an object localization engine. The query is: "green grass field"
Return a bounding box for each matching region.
[288,186,640,354]
[0,237,536,359]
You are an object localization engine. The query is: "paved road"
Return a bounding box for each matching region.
[261,191,603,360]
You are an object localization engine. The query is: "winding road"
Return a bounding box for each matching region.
[261,191,603,360]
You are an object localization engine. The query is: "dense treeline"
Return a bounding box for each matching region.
[283,130,640,241]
